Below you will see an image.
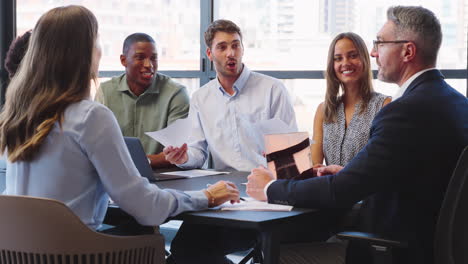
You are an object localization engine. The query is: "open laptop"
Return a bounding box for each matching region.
[123,137,187,182]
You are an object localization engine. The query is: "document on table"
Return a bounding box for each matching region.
[145,117,191,147]
[219,197,293,211]
[160,169,229,178]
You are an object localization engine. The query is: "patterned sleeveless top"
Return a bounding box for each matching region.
[323,92,389,166]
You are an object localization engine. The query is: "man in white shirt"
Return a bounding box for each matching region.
[164,19,297,172]
[165,19,297,264]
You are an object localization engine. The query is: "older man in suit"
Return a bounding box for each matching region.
[247,5,468,264]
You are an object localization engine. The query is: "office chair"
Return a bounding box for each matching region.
[238,245,263,264]
[434,145,468,264]
[0,195,165,264]
[337,145,468,264]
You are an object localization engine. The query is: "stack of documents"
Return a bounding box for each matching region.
[219,197,293,211]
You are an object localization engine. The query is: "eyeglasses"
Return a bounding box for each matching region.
[373,40,410,52]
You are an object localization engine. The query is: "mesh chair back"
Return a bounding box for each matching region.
[435,146,468,264]
[0,195,165,264]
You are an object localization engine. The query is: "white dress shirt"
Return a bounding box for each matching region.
[179,65,298,171]
[4,100,207,230]
[392,68,436,100]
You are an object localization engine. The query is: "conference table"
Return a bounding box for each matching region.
[153,170,321,264]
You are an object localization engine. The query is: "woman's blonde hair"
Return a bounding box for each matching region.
[323,32,374,123]
[0,5,98,162]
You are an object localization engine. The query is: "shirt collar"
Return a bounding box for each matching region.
[216,64,250,97]
[393,68,436,100]
[118,74,160,96]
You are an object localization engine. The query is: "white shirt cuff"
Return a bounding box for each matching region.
[264,180,276,198]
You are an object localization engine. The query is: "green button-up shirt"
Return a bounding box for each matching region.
[95,73,189,154]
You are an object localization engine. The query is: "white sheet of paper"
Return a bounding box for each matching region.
[255,118,296,135]
[219,197,293,211]
[145,117,191,147]
[160,169,230,178]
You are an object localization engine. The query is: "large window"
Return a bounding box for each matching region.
[214,0,467,133]
[17,0,200,71]
[13,0,468,134]
[215,0,467,70]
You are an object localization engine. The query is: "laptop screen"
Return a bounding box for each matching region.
[123,137,154,180]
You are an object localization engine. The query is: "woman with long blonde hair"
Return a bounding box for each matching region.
[0,5,238,232]
[312,32,391,167]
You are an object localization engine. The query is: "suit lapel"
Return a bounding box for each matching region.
[402,69,444,97]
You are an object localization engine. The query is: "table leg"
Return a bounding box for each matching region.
[259,231,280,264]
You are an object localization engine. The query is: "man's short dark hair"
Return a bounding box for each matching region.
[122,33,155,55]
[204,19,242,49]
[5,30,32,79]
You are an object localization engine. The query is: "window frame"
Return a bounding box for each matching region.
[1,0,467,107]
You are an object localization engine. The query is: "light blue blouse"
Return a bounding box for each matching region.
[179,65,298,171]
[4,100,207,230]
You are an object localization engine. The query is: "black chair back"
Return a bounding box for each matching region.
[434,146,468,264]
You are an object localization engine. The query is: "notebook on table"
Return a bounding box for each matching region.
[123,137,187,181]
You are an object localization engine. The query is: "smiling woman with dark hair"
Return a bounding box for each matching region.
[312,32,392,167]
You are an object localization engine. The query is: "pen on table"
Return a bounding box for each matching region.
[206,184,246,201]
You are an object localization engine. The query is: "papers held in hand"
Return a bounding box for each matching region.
[264,132,313,180]
[145,117,191,147]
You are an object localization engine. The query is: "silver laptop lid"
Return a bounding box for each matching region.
[123,137,154,180]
